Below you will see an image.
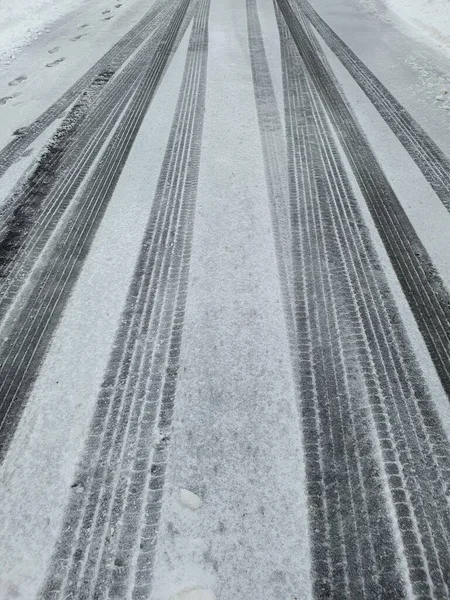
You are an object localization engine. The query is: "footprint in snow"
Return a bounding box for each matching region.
[48,46,60,54]
[77,23,89,29]
[46,57,66,68]
[0,93,20,106]
[70,34,86,41]
[8,75,27,87]
[13,127,27,137]
[102,9,111,13]
[115,3,123,7]
[103,15,113,20]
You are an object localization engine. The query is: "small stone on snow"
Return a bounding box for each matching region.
[179,488,202,510]
[169,587,216,600]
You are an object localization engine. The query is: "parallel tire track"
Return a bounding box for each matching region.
[0,0,183,325]
[299,0,450,215]
[277,13,404,598]
[0,0,195,462]
[268,2,450,597]
[0,0,171,177]
[275,0,450,402]
[0,69,114,266]
[246,0,294,330]
[40,1,209,596]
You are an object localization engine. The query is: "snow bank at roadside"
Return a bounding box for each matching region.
[0,0,88,61]
[384,0,450,50]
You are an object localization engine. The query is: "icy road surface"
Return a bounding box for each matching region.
[1,0,450,597]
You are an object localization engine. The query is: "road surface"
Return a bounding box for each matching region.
[1,0,450,597]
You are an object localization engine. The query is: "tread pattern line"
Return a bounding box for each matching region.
[40,0,209,596]
[298,0,450,215]
[0,0,195,462]
[0,0,172,177]
[275,0,450,403]
[248,1,450,597]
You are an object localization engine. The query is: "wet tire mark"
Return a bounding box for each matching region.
[0,2,188,336]
[273,0,450,596]
[276,0,450,405]
[39,2,210,599]
[0,71,114,281]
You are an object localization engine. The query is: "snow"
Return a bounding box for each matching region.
[180,489,203,510]
[149,0,312,598]
[170,588,216,600]
[314,33,450,445]
[0,0,89,61]
[382,0,450,51]
[0,29,190,599]
[1,0,450,595]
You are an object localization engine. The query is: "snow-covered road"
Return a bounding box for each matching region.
[1,0,450,597]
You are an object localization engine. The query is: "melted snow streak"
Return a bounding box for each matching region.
[250,0,450,597]
[40,1,209,597]
[0,0,194,462]
[299,0,450,216]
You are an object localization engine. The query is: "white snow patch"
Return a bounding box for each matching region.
[0,0,89,61]
[169,588,216,600]
[379,0,450,53]
[179,489,203,511]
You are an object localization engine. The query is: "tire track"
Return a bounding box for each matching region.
[0,0,182,325]
[250,1,450,596]
[276,13,405,598]
[0,70,114,274]
[302,72,450,596]
[298,0,450,215]
[275,0,450,403]
[0,0,178,245]
[40,1,209,596]
[0,0,170,178]
[0,0,195,462]
[246,0,294,330]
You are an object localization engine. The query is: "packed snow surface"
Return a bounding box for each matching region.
[170,589,216,600]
